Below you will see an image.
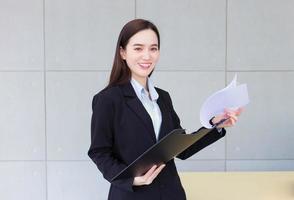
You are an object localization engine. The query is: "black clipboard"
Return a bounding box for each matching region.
[111,127,214,181]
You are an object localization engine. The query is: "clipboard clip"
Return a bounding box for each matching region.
[212,118,229,128]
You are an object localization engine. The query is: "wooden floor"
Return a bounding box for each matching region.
[179,171,294,200]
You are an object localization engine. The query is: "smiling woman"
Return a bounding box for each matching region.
[119,29,159,87]
[107,19,161,88]
[88,19,242,200]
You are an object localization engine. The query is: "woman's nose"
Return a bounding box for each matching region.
[142,50,151,60]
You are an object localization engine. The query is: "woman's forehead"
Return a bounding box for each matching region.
[128,29,158,46]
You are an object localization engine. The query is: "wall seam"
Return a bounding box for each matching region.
[134,0,137,18]
[224,0,229,172]
[42,0,48,199]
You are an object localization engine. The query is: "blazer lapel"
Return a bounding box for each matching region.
[120,83,156,142]
[156,91,170,140]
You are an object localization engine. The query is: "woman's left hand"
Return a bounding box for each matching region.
[211,107,244,128]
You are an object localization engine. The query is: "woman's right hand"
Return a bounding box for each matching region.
[133,164,166,186]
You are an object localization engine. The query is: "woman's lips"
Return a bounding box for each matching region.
[138,63,152,69]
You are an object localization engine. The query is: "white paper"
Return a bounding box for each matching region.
[200,74,250,128]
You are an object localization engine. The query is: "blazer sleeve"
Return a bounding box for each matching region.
[88,93,134,192]
[164,91,226,160]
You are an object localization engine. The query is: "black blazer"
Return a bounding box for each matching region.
[88,82,226,200]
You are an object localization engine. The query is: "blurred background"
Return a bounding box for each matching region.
[0,0,294,199]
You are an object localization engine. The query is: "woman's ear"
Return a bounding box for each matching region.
[120,47,126,60]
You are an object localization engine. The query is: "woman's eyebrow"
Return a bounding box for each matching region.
[133,44,144,46]
[132,43,158,46]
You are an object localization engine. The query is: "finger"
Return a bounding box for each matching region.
[227,114,238,122]
[147,165,165,184]
[230,117,236,126]
[229,107,243,116]
[225,107,243,116]
[143,165,157,179]
[154,164,165,174]
[148,164,165,180]
[146,164,166,184]
[213,114,227,124]
[235,107,244,116]
[224,108,235,114]
[220,117,236,128]
[136,165,158,185]
[225,109,236,116]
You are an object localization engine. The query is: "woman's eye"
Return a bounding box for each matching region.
[134,48,142,51]
[151,48,158,51]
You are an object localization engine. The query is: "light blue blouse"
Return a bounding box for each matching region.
[130,78,162,140]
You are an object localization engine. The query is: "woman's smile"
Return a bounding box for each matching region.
[138,62,152,69]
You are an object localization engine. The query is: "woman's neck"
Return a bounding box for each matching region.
[132,76,148,91]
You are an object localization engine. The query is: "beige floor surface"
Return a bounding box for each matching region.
[180,171,294,200]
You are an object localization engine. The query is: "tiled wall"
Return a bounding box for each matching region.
[1,0,293,199]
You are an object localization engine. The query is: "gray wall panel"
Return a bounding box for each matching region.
[227,0,294,70]
[227,160,294,171]
[137,0,226,69]
[45,0,135,69]
[48,161,109,200]
[46,72,109,160]
[175,159,225,172]
[226,72,294,159]
[0,162,46,200]
[0,72,45,160]
[0,0,44,70]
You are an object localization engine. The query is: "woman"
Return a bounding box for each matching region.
[88,19,242,200]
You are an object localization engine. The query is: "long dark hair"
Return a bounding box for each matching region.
[107,19,160,88]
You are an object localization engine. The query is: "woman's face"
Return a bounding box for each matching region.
[120,29,160,83]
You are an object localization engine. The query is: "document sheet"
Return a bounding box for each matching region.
[200,74,250,128]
